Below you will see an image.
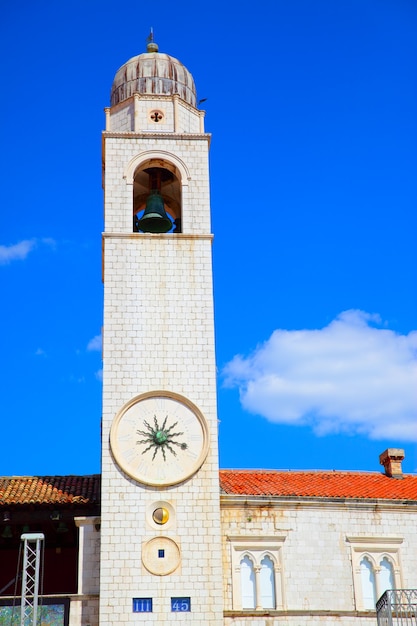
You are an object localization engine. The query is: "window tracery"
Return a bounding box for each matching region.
[229,537,285,611]
[347,537,402,611]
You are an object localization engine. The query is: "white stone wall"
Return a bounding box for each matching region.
[69,517,101,626]
[221,498,417,625]
[75,517,101,595]
[136,97,175,132]
[177,100,201,133]
[102,236,216,395]
[100,235,223,625]
[108,95,202,134]
[69,596,100,626]
[110,101,135,132]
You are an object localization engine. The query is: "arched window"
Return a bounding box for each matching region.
[379,557,395,595]
[240,556,256,609]
[360,557,377,610]
[347,536,403,611]
[230,537,285,611]
[260,555,276,609]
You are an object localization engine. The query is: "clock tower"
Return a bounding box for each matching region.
[100,36,223,626]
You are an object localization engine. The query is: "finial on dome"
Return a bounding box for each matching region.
[146,27,159,53]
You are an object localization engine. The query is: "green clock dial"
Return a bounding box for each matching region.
[110,391,209,486]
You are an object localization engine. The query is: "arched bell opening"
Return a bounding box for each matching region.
[133,161,182,233]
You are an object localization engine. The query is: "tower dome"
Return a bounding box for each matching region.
[110,39,197,108]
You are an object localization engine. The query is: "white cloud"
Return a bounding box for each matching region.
[87,334,102,352]
[222,310,417,441]
[0,240,37,264]
[41,238,57,250]
[0,238,56,265]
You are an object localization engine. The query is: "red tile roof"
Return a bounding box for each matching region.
[1,471,417,506]
[0,476,100,506]
[219,470,417,500]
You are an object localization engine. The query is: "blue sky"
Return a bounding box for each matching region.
[1,0,416,477]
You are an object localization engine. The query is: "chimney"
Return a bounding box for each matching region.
[379,448,405,479]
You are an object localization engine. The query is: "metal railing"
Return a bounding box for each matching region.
[377,589,417,626]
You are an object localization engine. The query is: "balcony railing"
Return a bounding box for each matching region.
[376,589,417,626]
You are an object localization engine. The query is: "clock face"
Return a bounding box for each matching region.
[110,391,209,487]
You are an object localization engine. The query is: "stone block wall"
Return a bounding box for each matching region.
[221,498,417,625]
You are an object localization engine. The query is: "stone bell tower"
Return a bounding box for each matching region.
[99,35,223,626]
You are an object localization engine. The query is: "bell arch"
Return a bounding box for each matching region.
[124,151,190,234]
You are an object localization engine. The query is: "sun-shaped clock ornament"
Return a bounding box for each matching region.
[137,415,188,461]
[110,391,209,487]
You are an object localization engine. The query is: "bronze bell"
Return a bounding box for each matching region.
[136,190,172,233]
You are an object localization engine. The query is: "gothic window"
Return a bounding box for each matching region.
[360,557,377,609]
[260,555,276,609]
[229,537,285,611]
[379,557,395,594]
[240,556,256,609]
[347,537,402,611]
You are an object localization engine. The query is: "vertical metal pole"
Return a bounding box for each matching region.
[20,533,44,626]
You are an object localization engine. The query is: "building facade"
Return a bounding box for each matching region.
[220,458,417,625]
[1,455,417,626]
[1,41,416,626]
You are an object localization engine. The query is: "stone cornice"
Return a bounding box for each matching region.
[102,131,211,142]
[102,233,213,241]
[220,494,417,511]
[224,609,378,618]
[346,535,404,545]
[106,93,202,116]
[227,534,287,543]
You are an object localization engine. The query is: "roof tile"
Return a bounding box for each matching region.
[0,476,100,506]
[1,471,417,506]
[219,470,417,500]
